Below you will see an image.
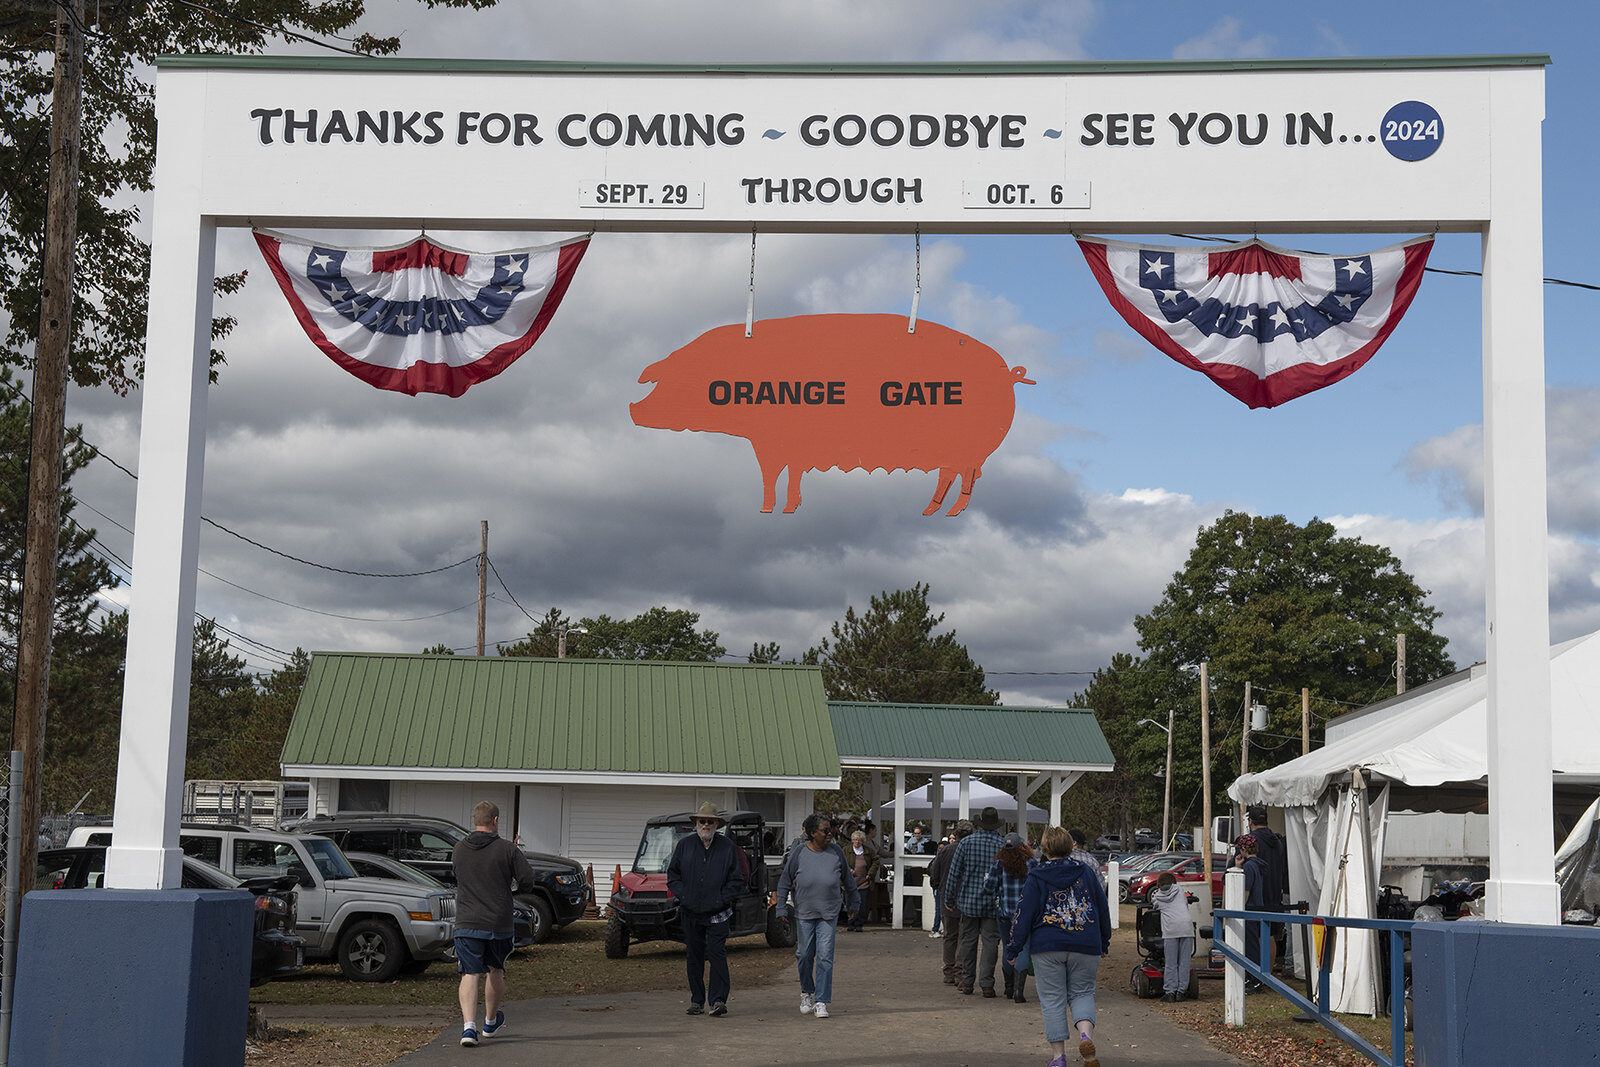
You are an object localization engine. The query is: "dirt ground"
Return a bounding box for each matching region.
[249,909,1413,1067]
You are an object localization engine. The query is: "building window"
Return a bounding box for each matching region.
[338,779,390,812]
[736,789,784,824]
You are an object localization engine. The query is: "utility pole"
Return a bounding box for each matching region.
[476,520,487,655]
[1200,662,1213,894]
[1396,632,1407,694]
[14,0,85,900]
[1301,687,1311,756]
[1161,708,1174,850]
[1239,681,1251,835]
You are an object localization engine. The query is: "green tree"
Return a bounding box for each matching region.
[806,583,998,705]
[496,607,571,658]
[1132,510,1456,811]
[0,368,126,810]
[747,640,785,664]
[500,606,725,661]
[421,642,457,655]
[1,0,495,391]
[183,617,257,781]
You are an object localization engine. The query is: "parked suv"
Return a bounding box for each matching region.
[285,813,589,944]
[69,824,455,981]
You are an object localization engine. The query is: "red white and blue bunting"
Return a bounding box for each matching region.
[255,230,590,397]
[1076,235,1433,409]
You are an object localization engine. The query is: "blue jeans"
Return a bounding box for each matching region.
[795,917,837,1004]
[931,887,942,932]
[1031,949,1100,1043]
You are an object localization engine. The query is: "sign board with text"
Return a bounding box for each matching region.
[182,59,1514,231]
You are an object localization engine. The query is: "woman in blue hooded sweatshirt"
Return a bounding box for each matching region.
[1004,825,1111,1067]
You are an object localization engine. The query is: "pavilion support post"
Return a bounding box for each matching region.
[892,766,906,929]
[1049,774,1063,827]
[958,770,971,820]
[1016,774,1027,836]
[929,771,944,841]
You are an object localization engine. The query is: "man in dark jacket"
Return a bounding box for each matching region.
[452,800,538,1047]
[667,802,747,1017]
[930,820,972,978]
[1245,805,1289,971]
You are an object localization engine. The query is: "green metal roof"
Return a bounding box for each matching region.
[156,54,1549,74]
[281,653,840,777]
[828,702,1114,769]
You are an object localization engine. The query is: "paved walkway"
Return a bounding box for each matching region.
[278,928,1245,1066]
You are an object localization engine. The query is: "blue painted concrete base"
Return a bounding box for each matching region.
[1411,920,1600,1067]
[11,889,254,1066]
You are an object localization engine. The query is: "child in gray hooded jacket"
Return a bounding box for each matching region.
[1148,872,1194,1002]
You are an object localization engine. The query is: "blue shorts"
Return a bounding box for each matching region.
[455,929,513,975]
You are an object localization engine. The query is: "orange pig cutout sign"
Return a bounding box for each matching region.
[631,314,1034,515]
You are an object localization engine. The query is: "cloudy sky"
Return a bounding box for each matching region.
[57,2,1600,708]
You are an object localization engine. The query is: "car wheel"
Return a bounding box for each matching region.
[524,897,555,945]
[1119,882,1130,903]
[337,919,407,982]
[605,913,630,959]
[765,906,796,949]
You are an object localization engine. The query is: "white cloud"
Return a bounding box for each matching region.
[1171,17,1275,61]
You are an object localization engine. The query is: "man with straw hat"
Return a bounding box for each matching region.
[667,802,747,1017]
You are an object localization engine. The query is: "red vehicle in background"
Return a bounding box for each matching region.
[1125,854,1228,905]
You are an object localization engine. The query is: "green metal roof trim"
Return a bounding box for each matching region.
[282,653,840,777]
[829,702,1114,767]
[156,54,1549,74]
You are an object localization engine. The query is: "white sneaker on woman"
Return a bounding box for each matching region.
[813,1003,830,1018]
[799,993,814,1014]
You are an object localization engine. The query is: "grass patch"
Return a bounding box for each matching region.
[251,920,794,1007]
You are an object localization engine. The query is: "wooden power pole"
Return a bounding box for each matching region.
[14,0,85,897]
[1239,680,1251,834]
[1396,632,1407,695]
[1301,687,1311,755]
[476,520,488,655]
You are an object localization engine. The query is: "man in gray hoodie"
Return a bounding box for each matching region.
[452,801,538,1047]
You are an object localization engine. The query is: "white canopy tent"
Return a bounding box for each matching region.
[1230,628,1600,1011]
[881,774,1049,823]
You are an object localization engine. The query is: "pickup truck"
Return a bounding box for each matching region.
[68,824,454,981]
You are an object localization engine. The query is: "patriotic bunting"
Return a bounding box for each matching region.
[1076,235,1433,408]
[255,230,590,397]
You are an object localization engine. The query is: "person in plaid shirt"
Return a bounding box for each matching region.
[983,832,1038,1002]
[944,806,1006,996]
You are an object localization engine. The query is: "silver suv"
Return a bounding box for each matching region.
[69,824,455,981]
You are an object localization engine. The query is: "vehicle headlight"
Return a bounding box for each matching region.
[556,871,582,886]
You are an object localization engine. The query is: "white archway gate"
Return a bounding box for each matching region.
[110,55,1556,924]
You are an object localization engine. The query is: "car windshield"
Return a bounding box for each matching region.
[634,824,694,873]
[302,837,357,880]
[351,855,443,888]
[1141,855,1187,873]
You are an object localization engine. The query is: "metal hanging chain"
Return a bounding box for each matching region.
[745,226,757,338]
[908,227,922,333]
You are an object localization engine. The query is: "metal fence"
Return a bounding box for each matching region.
[1,752,24,1066]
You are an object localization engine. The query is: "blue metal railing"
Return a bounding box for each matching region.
[1212,908,1412,1067]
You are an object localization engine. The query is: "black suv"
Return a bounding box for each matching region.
[286,813,588,943]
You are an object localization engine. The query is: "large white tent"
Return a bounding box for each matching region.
[881,774,1049,822]
[1233,629,1600,809]
[1229,628,1600,1012]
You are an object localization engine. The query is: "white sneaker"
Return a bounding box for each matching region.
[799,993,814,1014]
[928,930,942,938]
[813,1002,830,1019]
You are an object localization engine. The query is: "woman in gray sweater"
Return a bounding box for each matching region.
[775,814,861,1019]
